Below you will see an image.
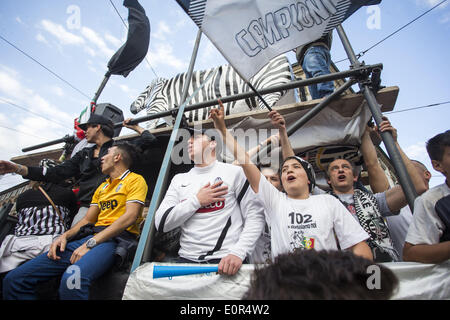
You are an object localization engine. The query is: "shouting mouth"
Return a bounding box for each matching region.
[286,175,296,182]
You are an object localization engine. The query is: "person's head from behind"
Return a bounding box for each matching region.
[326,158,359,194]
[79,114,114,143]
[100,142,137,175]
[243,249,398,300]
[187,130,217,165]
[260,165,281,191]
[279,157,315,198]
[426,130,450,180]
[411,160,431,190]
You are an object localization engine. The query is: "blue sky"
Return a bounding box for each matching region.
[0,0,449,192]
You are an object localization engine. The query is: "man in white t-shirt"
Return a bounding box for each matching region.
[210,101,373,261]
[404,130,450,263]
[385,160,431,260]
[155,127,265,275]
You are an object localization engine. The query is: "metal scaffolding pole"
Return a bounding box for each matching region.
[21,63,381,153]
[131,29,203,272]
[336,24,417,210]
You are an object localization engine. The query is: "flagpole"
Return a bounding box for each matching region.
[132,29,204,272]
[91,71,112,107]
[231,66,273,112]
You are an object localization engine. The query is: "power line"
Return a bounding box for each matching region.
[108,0,159,78]
[384,100,450,115]
[0,124,48,140]
[0,97,67,128]
[0,34,92,100]
[334,0,448,64]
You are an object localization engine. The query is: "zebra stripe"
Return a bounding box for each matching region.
[130,55,292,128]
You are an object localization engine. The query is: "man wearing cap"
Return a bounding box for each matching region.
[210,102,373,261]
[0,114,155,227]
[3,142,148,300]
[155,124,265,276]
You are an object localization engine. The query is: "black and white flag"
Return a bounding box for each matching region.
[176,0,381,80]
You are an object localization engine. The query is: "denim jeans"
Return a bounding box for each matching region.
[2,235,116,300]
[302,45,334,100]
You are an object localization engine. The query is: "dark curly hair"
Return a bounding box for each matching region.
[243,249,398,300]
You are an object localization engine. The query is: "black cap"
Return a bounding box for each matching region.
[79,114,114,131]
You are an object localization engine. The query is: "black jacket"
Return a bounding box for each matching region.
[24,130,156,207]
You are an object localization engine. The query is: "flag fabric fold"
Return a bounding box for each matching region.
[107,0,150,77]
[175,0,381,80]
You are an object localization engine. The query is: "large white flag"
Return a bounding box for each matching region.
[176,0,381,80]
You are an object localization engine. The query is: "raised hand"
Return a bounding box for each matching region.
[209,100,226,133]
[268,110,286,131]
[376,116,398,142]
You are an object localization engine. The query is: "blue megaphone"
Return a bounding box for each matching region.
[153,265,219,279]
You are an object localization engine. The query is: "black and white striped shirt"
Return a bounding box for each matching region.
[14,183,78,237]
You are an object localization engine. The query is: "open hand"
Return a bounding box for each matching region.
[196,180,228,207]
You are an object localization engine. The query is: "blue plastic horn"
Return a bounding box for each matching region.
[153,265,219,279]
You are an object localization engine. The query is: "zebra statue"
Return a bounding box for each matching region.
[130,55,293,129]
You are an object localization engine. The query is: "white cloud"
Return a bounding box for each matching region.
[0,66,73,128]
[38,20,116,59]
[416,0,448,8]
[105,33,123,48]
[152,21,173,40]
[40,19,85,45]
[118,84,130,93]
[147,43,188,71]
[35,33,49,46]
[404,141,427,160]
[50,85,64,97]
[80,26,115,58]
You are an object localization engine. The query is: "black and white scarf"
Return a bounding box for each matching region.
[332,189,399,262]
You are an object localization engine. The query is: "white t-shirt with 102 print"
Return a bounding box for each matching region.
[257,174,370,259]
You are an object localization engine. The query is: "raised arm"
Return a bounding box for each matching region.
[360,124,390,193]
[210,101,261,193]
[268,110,295,159]
[380,117,428,212]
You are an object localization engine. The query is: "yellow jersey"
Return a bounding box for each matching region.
[91,170,148,236]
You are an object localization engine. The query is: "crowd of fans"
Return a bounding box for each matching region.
[0,43,448,299]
